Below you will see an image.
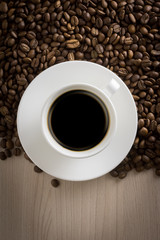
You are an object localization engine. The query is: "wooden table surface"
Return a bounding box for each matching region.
[0,156,160,240]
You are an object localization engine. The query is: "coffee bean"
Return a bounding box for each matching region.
[155,169,160,176]
[110,170,118,177]
[49,56,56,66]
[151,50,160,56]
[156,103,160,114]
[147,112,155,121]
[150,120,157,131]
[140,27,148,35]
[75,51,84,59]
[136,166,144,172]
[91,27,98,37]
[0,138,6,148]
[13,148,21,156]
[118,68,128,76]
[6,139,14,149]
[96,17,103,28]
[7,38,15,47]
[0,2,8,13]
[71,16,79,26]
[51,179,60,188]
[128,24,136,34]
[95,44,104,54]
[24,153,32,162]
[20,43,30,53]
[0,106,9,116]
[129,13,136,23]
[139,91,146,98]
[66,39,80,48]
[125,37,133,45]
[34,165,43,173]
[30,39,38,48]
[142,155,150,163]
[124,164,131,172]
[155,43,160,51]
[5,115,14,125]
[145,149,156,158]
[139,127,148,137]
[140,13,149,24]
[138,119,144,129]
[148,136,156,143]
[157,125,160,134]
[0,151,7,160]
[133,155,142,163]
[119,171,127,179]
[67,52,75,61]
[44,13,50,23]
[5,149,12,158]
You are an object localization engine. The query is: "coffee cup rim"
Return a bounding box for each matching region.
[41,83,117,159]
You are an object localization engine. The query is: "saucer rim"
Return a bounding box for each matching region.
[17,61,137,181]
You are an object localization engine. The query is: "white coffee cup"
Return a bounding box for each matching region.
[41,80,120,159]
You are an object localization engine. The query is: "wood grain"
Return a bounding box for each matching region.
[0,156,160,240]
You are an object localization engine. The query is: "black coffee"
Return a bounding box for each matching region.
[48,90,109,151]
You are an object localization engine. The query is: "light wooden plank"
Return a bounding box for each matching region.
[0,156,160,240]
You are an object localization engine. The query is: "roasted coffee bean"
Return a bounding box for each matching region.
[140,13,149,24]
[34,165,43,173]
[128,26,136,35]
[91,27,98,36]
[0,2,8,13]
[0,106,9,116]
[110,170,119,177]
[151,50,160,56]
[0,151,7,160]
[6,139,14,149]
[5,149,12,158]
[66,39,80,48]
[156,169,160,176]
[75,51,84,59]
[138,119,144,129]
[136,166,144,172]
[20,43,30,53]
[147,113,155,121]
[7,38,15,47]
[156,103,160,114]
[67,52,75,61]
[24,153,32,163]
[51,179,60,188]
[139,127,148,137]
[71,16,79,26]
[0,138,6,148]
[140,27,148,35]
[129,13,136,23]
[118,171,127,179]
[133,155,142,163]
[13,148,21,156]
[142,155,150,163]
[95,44,104,54]
[157,125,160,134]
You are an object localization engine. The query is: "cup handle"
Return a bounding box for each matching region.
[103,78,120,98]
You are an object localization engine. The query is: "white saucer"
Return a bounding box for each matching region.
[17,61,137,181]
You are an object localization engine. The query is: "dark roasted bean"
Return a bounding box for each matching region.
[0,151,7,160]
[34,165,43,173]
[51,179,60,187]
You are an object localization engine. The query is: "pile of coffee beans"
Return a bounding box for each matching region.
[0,0,160,181]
